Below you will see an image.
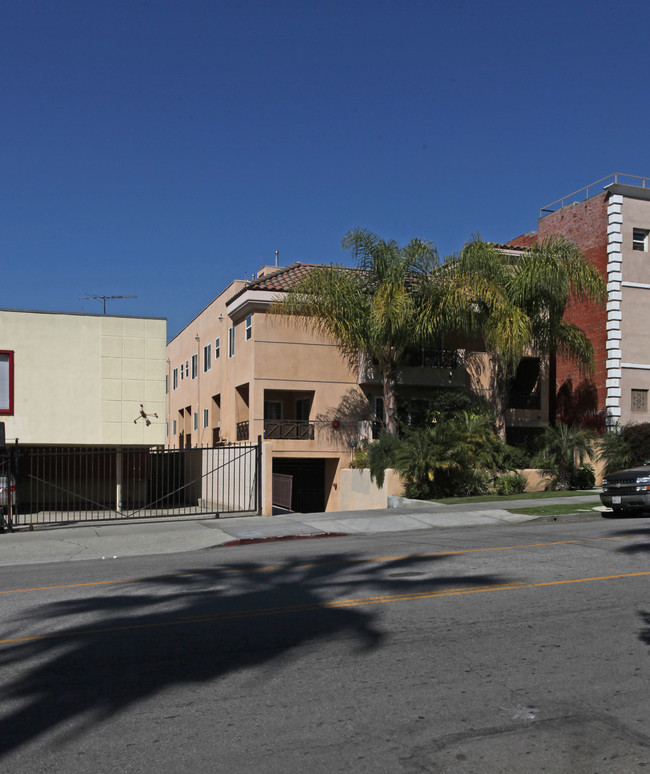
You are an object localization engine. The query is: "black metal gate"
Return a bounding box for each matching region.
[4,440,262,528]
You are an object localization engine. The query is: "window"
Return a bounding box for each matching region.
[245,314,252,341]
[180,363,184,381]
[0,351,14,415]
[203,343,211,372]
[229,326,235,357]
[173,368,178,390]
[165,374,169,395]
[633,228,649,252]
[632,389,648,412]
[193,411,198,431]
[191,353,198,379]
[172,419,177,435]
[203,408,209,428]
[185,360,189,376]
[215,337,220,359]
[296,397,311,421]
[264,401,283,420]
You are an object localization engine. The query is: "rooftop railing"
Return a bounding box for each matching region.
[540,173,650,218]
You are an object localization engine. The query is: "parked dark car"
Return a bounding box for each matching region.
[600,463,650,514]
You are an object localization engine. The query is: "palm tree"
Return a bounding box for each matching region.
[535,421,596,489]
[271,228,439,435]
[440,237,606,439]
[510,236,606,426]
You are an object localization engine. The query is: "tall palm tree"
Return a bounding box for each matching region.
[510,236,606,426]
[270,228,439,435]
[438,236,606,439]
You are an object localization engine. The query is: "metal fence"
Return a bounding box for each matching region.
[2,440,261,528]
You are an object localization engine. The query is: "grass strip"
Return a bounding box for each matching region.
[433,490,597,505]
[506,504,601,517]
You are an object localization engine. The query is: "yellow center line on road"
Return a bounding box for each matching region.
[1,569,650,646]
[0,532,647,596]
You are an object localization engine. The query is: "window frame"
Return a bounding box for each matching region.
[633,228,649,252]
[0,350,14,416]
[632,388,648,412]
[228,326,235,358]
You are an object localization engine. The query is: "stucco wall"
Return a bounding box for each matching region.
[338,467,405,510]
[1,310,166,445]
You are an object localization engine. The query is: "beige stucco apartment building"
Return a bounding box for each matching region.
[166,264,548,512]
[1,310,166,446]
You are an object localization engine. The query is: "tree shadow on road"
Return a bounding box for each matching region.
[606,526,650,554]
[0,550,512,758]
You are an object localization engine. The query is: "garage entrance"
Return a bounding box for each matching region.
[272,458,327,513]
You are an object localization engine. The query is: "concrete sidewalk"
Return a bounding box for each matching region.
[0,495,604,566]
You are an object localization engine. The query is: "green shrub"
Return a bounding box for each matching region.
[366,432,401,488]
[569,463,595,490]
[621,423,650,467]
[501,445,532,470]
[535,422,596,490]
[493,472,527,496]
[597,426,632,475]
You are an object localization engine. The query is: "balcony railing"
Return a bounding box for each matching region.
[264,420,315,440]
[358,348,462,386]
[236,421,249,441]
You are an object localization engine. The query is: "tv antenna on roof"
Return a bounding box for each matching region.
[78,295,138,314]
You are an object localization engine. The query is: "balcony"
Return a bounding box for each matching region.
[264,420,315,441]
[358,348,465,388]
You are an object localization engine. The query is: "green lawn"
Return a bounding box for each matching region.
[432,490,598,505]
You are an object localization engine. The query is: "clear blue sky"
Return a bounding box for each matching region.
[3,0,649,339]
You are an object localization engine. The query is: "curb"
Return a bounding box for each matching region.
[220,532,348,547]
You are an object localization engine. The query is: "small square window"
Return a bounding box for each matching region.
[633,228,649,252]
[632,389,648,412]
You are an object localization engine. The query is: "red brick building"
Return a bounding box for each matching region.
[508,174,650,429]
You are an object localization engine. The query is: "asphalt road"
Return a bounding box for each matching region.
[1,517,650,773]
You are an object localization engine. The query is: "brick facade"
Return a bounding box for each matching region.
[537,194,609,416]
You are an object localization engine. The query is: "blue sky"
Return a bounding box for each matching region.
[3,0,650,339]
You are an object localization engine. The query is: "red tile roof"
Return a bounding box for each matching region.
[226,262,320,305]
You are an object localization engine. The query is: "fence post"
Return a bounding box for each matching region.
[257,435,262,515]
[115,450,122,514]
